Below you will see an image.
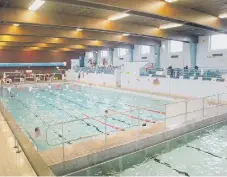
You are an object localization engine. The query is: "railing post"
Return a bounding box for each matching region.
[185,101,188,125]
[62,123,65,173]
[104,110,108,148]
[202,97,205,119]
[137,109,141,139]
[217,94,220,116]
[14,127,21,153]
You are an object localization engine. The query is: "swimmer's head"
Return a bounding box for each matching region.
[35,127,40,132]
[105,110,108,114]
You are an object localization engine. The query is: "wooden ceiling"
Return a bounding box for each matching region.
[0,0,226,52]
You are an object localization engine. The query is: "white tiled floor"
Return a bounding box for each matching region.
[0,113,36,176]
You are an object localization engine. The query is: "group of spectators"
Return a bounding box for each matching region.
[167,65,199,78]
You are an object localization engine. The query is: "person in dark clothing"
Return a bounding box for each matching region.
[168,66,173,77]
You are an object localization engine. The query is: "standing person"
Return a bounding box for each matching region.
[78,72,81,80]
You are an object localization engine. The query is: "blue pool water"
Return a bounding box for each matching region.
[0,84,171,151]
[71,122,227,176]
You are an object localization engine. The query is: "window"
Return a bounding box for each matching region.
[210,34,227,50]
[140,45,151,54]
[101,50,108,58]
[87,52,93,58]
[118,48,128,56]
[169,40,183,53]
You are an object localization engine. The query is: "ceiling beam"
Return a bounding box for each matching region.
[0,45,88,52]
[0,8,197,43]
[48,0,225,34]
[0,35,133,49]
[0,24,162,46]
[0,41,86,49]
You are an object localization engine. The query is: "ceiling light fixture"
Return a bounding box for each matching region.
[219,14,227,19]
[28,0,45,11]
[122,33,130,36]
[108,13,129,21]
[165,0,178,2]
[160,23,183,29]
[13,24,20,26]
[76,28,83,31]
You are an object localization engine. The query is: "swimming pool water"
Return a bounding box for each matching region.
[0,84,171,151]
[77,122,227,176]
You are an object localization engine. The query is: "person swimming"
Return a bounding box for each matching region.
[34,127,41,137]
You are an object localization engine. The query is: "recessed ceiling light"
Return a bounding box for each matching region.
[219,14,227,19]
[28,0,45,11]
[76,28,83,32]
[13,24,20,26]
[160,23,183,29]
[165,0,178,2]
[122,33,130,36]
[108,13,130,21]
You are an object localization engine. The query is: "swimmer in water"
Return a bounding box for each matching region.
[34,127,41,137]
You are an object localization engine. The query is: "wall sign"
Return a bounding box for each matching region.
[153,78,160,85]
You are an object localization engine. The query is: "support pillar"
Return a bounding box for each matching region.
[154,46,160,68]
[190,42,197,67]
[79,56,84,67]
[94,51,98,65]
[109,49,114,65]
[129,46,134,62]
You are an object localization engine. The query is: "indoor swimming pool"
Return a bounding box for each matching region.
[72,121,227,176]
[0,84,171,151]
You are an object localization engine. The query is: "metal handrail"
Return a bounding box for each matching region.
[44,92,224,128]
[46,123,137,146]
[45,92,227,147]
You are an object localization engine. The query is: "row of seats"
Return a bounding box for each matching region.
[140,67,227,82]
[74,66,121,75]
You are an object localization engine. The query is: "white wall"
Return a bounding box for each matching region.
[121,75,227,98]
[197,36,227,68]
[113,48,131,66]
[123,62,148,76]
[97,50,112,66]
[160,40,191,68]
[113,45,155,66]
[84,52,94,67]
[133,45,155,63]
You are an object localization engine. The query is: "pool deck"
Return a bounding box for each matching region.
[0,112,36,176]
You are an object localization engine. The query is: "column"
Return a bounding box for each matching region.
[154,46,160,68]
[94,51,98,64]
[79,56,85,67]
[109,48,114,65]
[190,42,197,67]
[129,46,134,62]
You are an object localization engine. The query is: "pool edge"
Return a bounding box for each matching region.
[0,101,55,176]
